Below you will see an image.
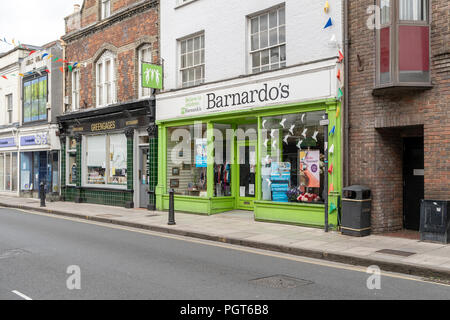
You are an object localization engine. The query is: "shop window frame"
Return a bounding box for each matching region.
[374,0,432,94]
[66,138,77,187]
[22,73,48,124]
[82,133,128,190]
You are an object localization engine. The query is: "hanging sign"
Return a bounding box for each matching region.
[142,63,163,89]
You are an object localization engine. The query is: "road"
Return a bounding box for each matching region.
[0,207,449,300]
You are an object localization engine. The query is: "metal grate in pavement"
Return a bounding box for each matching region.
[250,275,314,289]
[376,249,416,257]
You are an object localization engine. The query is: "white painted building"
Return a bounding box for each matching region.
[155,0,345,226]
[0,41,64,198]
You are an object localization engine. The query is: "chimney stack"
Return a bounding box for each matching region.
[74,4,80,13]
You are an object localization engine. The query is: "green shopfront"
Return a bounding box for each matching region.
[156,62,342,228]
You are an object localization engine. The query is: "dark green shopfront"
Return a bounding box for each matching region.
[57,100,158,209]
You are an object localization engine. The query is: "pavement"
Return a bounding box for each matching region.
[1,195,450,281]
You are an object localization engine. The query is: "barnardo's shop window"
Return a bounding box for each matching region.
[213,124,232,197]
[167,123,207,197]
[261,111,325,204]
[85,134,127,186]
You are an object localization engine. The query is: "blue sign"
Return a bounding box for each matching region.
[20,133,48,146]
[0,137,16,148]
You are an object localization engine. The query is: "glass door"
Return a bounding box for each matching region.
[237,140,257,210]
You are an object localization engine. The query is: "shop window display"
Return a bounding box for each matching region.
[86,134,127,186]
[214,124,232,197]
[0,152,18,192]
[260,111,325,204]
[167,123,207,196]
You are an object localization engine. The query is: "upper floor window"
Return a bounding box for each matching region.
[180,34,205,88]
[23,75,47,123]
[139,44,153,98]
[96,51,116,107]
[249,6,286,74]
[72,69,80,111]
[376,0,430,87]
[5,94,12,124]
[101,0,111,19]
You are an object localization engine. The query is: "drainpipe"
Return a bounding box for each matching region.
[343,0,350,187]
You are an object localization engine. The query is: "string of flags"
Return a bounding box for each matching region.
[322,0,343,214]
[0,37,80,80]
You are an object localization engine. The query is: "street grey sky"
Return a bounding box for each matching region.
[0,0,82,53]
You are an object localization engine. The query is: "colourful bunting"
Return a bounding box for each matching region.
[324,17,333,29]
[329,183,335,193]
[337,88,343,99]
[330,202,337,213]
[42,53,49,58]
[59,67,64,73]
[329,125,336,136]
[29,50,36,56]
[68,65,73,72]
[336,107,340,119]
[45,69,51,73]
[1,75,7,80]
[337,69,341,80]
[338,50,344,63]
[324,1,330,13]
[328,164,334,174]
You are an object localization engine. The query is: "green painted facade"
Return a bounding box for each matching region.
[156,99,342,229]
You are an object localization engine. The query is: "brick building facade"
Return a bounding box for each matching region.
[347,0,449,233]
[58,0,159,209]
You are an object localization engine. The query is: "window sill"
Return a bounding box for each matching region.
[175,0,199,9]
[372,83,433,96]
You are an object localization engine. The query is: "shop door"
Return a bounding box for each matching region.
[237,140,257,210]
[403,137,424,231]
[139,147,150,209]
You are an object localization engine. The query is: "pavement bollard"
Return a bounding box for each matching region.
[168,188,176,225]
[40,182,46,208]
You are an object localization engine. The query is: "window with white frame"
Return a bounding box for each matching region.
[250,6,286,73]
[96,51,116,107]
[180,34,205,88]
[139,44,153,98]
[6,94,12,124]
[101,0,111,19]
[72,70,80,111]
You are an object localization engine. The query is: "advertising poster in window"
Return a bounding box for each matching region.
[32,79,39,121]
[195,138,207,168]
[299,150,320,188]
[39,78,47,120]
[24,82,32,123]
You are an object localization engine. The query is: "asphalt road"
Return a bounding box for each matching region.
[0,207,449,300]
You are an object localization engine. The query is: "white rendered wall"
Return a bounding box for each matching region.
[160,0,343,91]
[0,50,24,127]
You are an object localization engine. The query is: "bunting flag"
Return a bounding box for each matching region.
[59,67,64,73]
[45,69,51,73]
[328,163,334,174]
[329,183,335,193]
[336,106,340,119]
[324,17,333,29]
[1,75,7,80]
[337,88,343,99]
[324,1,330,13]
[29,50,36,56]
[42,53,49,59]
[329,125,336,136]
[330,202,337,213]
[337,69,341,80]
[68,65,73,72]
[338,50,344,63]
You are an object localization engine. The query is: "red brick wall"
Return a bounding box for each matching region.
[64,1,159,110]
[347,0,449,233]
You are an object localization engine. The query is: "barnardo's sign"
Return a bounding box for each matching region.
[157,66,335,121]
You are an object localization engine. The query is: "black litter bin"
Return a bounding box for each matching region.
[420,200,450,244]
[341,185,371,237]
